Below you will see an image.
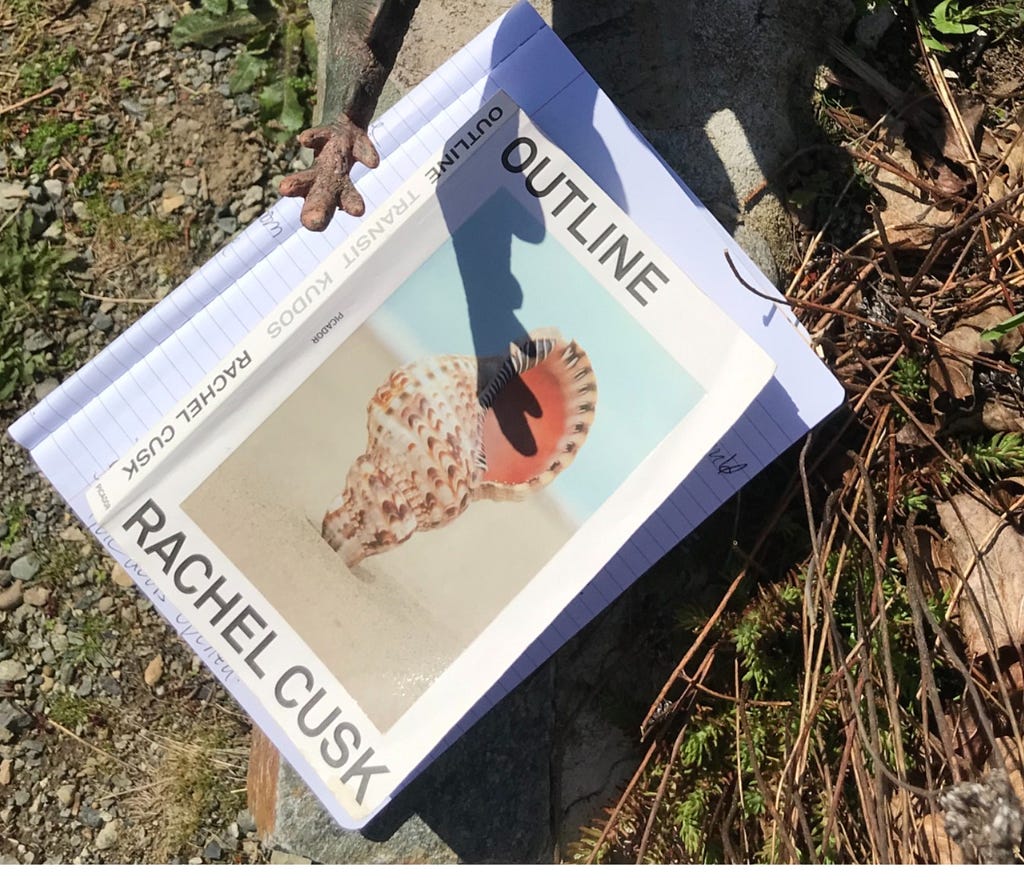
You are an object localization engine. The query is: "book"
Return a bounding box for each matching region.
[8,2,843,830]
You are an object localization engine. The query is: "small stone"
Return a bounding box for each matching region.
[9,555,39,582]
[71,200,91,220]
[23,330,52,353]
[39,675,54,693]
[0,660,27,682]
[161,193,186,214]
[215,216,237,235]
[97,596,115,614]
[203,840,222,861]
[144,654,163,687]
[56,785,75,808]
[155,9,172,28]
[110,564,135,588]
[235,809,256,834]
[78,806,103,828]
[0,759,11,785]
[91,312,114,333]
[34,377,59,400]
[142,40,162,56]
[23,586,50,607]
[0,582,23,611]
[42,179,64,201]
[76,675,92,697]
[187,857,203,865]
[60,526,86,543]
[0,182,28,212]
[270,850,311,865]
[109,193,126,215]
[242,184,263,206]
[181,177,199,197]
[94,819,121,851]
[100,153,117,175]
[13,790,29,807]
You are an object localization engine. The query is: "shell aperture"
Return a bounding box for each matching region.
[321,328,597,567]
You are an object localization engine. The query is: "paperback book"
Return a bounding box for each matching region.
[10,2,844,831]
[84,92,775,823]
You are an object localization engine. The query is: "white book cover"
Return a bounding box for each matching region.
[83,92,775,825]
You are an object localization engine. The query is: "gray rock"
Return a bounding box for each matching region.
[100,153,117,175]
[56,785,76,808]
[109,193,126,214]
[203,839,223,860]
[7,539,30,558]
[241,185,263,206]
[78,806,103,828]
[0,660,27,682]
[34,378,59,401]
[94,819,121,851]
[91,312,114,333]
[22,331,53,353]
[71,200,91,220]
[155,9,173,29]
[0,702,32,736]
[269,850,311,865]
[10,555,40,582]
[42,179,64,201]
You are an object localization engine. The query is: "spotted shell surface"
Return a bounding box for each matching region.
[322,328,597,567]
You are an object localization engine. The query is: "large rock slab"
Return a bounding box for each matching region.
[308,0,854,281]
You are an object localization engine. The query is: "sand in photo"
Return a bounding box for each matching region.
[184,325,576,732]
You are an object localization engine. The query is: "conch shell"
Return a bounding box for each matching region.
[322,328,597,567]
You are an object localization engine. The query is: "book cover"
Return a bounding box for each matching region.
[84,92,775,824]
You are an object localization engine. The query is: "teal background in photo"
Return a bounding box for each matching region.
[366,188,705,524]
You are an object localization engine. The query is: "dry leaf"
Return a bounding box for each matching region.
[918,811,964,864]
[982,399,1024,434]
[929,306,1023,415]
[929,324,978,410]
[144,654,164,687]
[939,94,984,167]
[936,494,1024,656]
[874,142,955,248]
[111,563,135,589]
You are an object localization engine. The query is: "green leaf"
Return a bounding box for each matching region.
[170,8,263,48]
[229,50,267,93]
[201,0,231,14]
[279,79,305,134]
[930,0,980,34]
[980,310,1024,342]
[258,81,284,117]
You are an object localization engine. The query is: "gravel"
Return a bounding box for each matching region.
[0,0,301,864]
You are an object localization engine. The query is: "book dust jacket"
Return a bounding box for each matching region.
[86,93,775,826]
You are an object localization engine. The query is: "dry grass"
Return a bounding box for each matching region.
[574,7,1024,865]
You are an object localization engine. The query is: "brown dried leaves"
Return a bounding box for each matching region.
[929,306,1024,416]
[936,494,1024,656]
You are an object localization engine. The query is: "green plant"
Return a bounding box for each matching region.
[17,45,78,96]
[172,0,317,139]
[64,613,114,669]
[891,355,928,403]
[48,693,96,730]
[21,119,92,175]
[963,431,1024,479]
[0,211,80,400]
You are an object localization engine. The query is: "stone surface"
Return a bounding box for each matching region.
[0,660,27,683]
